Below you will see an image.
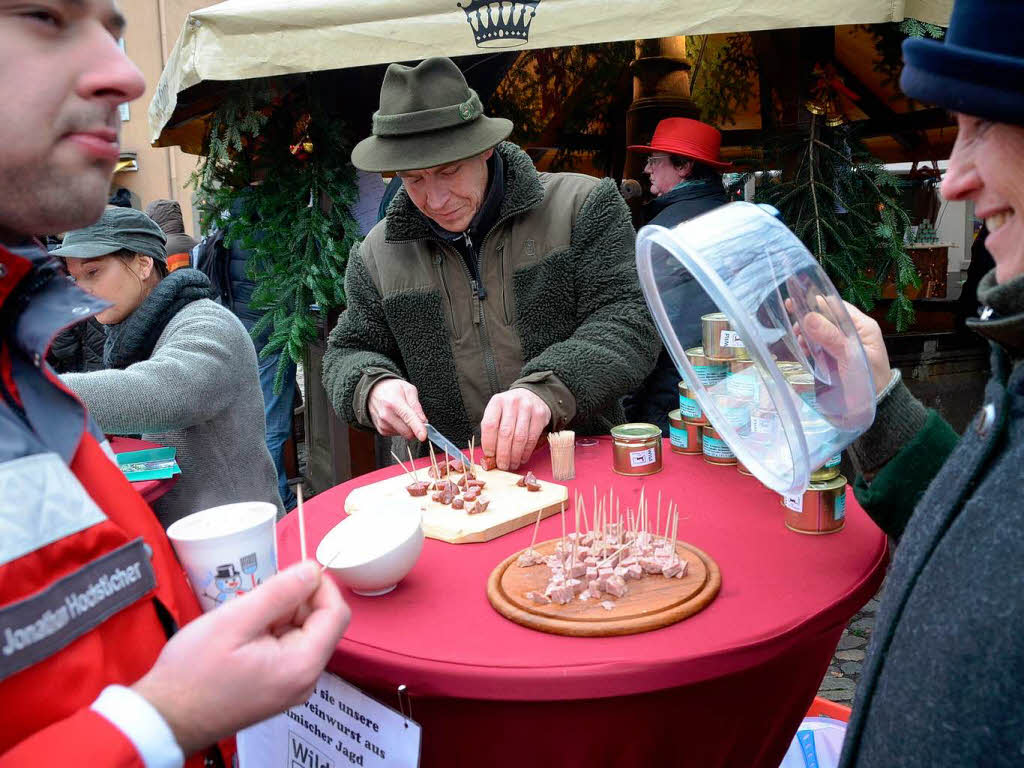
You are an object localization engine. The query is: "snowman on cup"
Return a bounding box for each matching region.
[204,553,261,605]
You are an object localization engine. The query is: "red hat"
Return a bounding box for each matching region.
[628,117,732,170]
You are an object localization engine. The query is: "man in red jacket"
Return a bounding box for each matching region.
[0,3,350,766]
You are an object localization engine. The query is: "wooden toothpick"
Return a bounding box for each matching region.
[297,485,308,562]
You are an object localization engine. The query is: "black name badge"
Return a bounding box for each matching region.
[0,538,156,682]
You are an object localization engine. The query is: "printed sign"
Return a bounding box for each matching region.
[783,494,803,513]
[629,448,657,468]
[238,671,421,768]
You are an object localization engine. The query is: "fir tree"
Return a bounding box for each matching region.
[191,81,360,392]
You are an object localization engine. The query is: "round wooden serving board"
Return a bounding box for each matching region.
[487,538,721,637]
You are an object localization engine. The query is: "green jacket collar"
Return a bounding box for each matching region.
[383,141,545,244]
[967,269,1024,358]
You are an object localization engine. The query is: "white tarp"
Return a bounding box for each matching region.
[149,0,953,143]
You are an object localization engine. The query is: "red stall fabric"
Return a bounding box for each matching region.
[279,437,887,768]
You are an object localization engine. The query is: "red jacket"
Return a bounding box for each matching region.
[0,244,217,767]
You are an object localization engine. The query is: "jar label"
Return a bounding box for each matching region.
[669,425,688,449]
[727,371,757,399]
[722,405,750,428]
[702,435,734,459]
[751,412,777,434]
[825,453,841,469]
[834,491,847,521]
[720,330,746,348]
[783,494,803,513]
[629,448,657,467]
[694,364,728,386]
[678,394,702,419]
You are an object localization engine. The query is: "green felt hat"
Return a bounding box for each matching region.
[351,57,512,173]
[51,206,167,263]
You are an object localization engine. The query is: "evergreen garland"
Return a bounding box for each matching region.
[191,80,360,392]
[758,116,919,330]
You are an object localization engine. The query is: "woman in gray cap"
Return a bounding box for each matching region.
[800,1,1024,765]
[53,206,282,527]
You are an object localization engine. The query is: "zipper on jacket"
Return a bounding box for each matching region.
[433,253,459,333]
[446,244,501,397]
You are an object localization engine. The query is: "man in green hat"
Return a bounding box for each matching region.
[324,57,659,470]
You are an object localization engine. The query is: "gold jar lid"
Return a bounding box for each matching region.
[786,371,815,387]
[776,361,805,374]
[668,409,684,424]
[808,474,847,491]
[685,346,706,358]
[611,422,662,442]
[701,312,729,322]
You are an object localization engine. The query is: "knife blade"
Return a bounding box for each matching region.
[425,423,469,470]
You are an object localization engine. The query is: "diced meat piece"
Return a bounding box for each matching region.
[441,484,456,505]
[613,566,629,579]
[451,496,465,510]
[406,481,429,497]
[640,558,663,574]
[601,601,616,611]
[569,562,587,578]
[545,584,574,605]
[427,462,449,479]
[543,555,562,568]
[584,556,598,568]
[626,564,644,580]
[480,455,498,471]
[598,566,614,578]
[587,579,602,595]
[524,471,541,492]
[620,556,639,567]
[466,479,485,490]
[515,548,543,567]
[525,590,551,605]
[604,574,628,598]
[662,559,687,579]
[578,590,592,601]
[585,566,599,581]
[567,578,585,595]
[516,474,527,487]
[430,490,444,503]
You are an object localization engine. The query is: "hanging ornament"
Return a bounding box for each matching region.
[804,63,860,127]
[289,112,315,161]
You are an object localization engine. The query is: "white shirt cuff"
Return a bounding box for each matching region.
[91,685,185,768]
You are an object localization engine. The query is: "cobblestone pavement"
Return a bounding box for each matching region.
[817,588,883,706]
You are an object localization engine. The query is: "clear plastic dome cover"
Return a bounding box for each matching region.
[636,202,877,496]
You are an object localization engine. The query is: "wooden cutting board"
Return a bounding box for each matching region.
[344,464,568,544]
[487,538,721,636]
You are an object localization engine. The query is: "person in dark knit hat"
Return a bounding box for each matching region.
[798,2,1024,765]
[323,57,658,470]
[53,206,282,527]
[145,198,198,273]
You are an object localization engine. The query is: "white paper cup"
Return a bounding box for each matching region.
[167,501,278,613]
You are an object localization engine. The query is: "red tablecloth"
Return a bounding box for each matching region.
[278,438,887,767]
[109,436,178,504]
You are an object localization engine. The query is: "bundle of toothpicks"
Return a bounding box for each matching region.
[547,430,575,481]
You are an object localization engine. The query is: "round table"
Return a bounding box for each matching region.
[278,438,887,768]
[109,436,179,504]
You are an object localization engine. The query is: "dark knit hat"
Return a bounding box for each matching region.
[51,206,167,263]
[901,0,1024,125]
[351,57,512,173]
[145,199,197,257]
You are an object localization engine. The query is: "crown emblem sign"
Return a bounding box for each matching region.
[457,0,541,49]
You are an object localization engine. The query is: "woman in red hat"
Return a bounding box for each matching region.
[623,117,732,433]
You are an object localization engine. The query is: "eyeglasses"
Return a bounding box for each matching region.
[644,155,671,170]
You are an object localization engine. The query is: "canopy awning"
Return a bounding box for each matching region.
[149,0,953,147]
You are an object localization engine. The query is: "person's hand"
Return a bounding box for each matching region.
[132,561,350,756]
[480,389,551,471]
[368,379,427,442]
[790,297,891,397]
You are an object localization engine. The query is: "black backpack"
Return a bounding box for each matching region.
[195,228,231,306]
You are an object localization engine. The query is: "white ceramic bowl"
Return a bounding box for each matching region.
[315,508,423,596]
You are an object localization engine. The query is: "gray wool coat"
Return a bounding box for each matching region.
[63,298,282,528]
[841,270,1024,767]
